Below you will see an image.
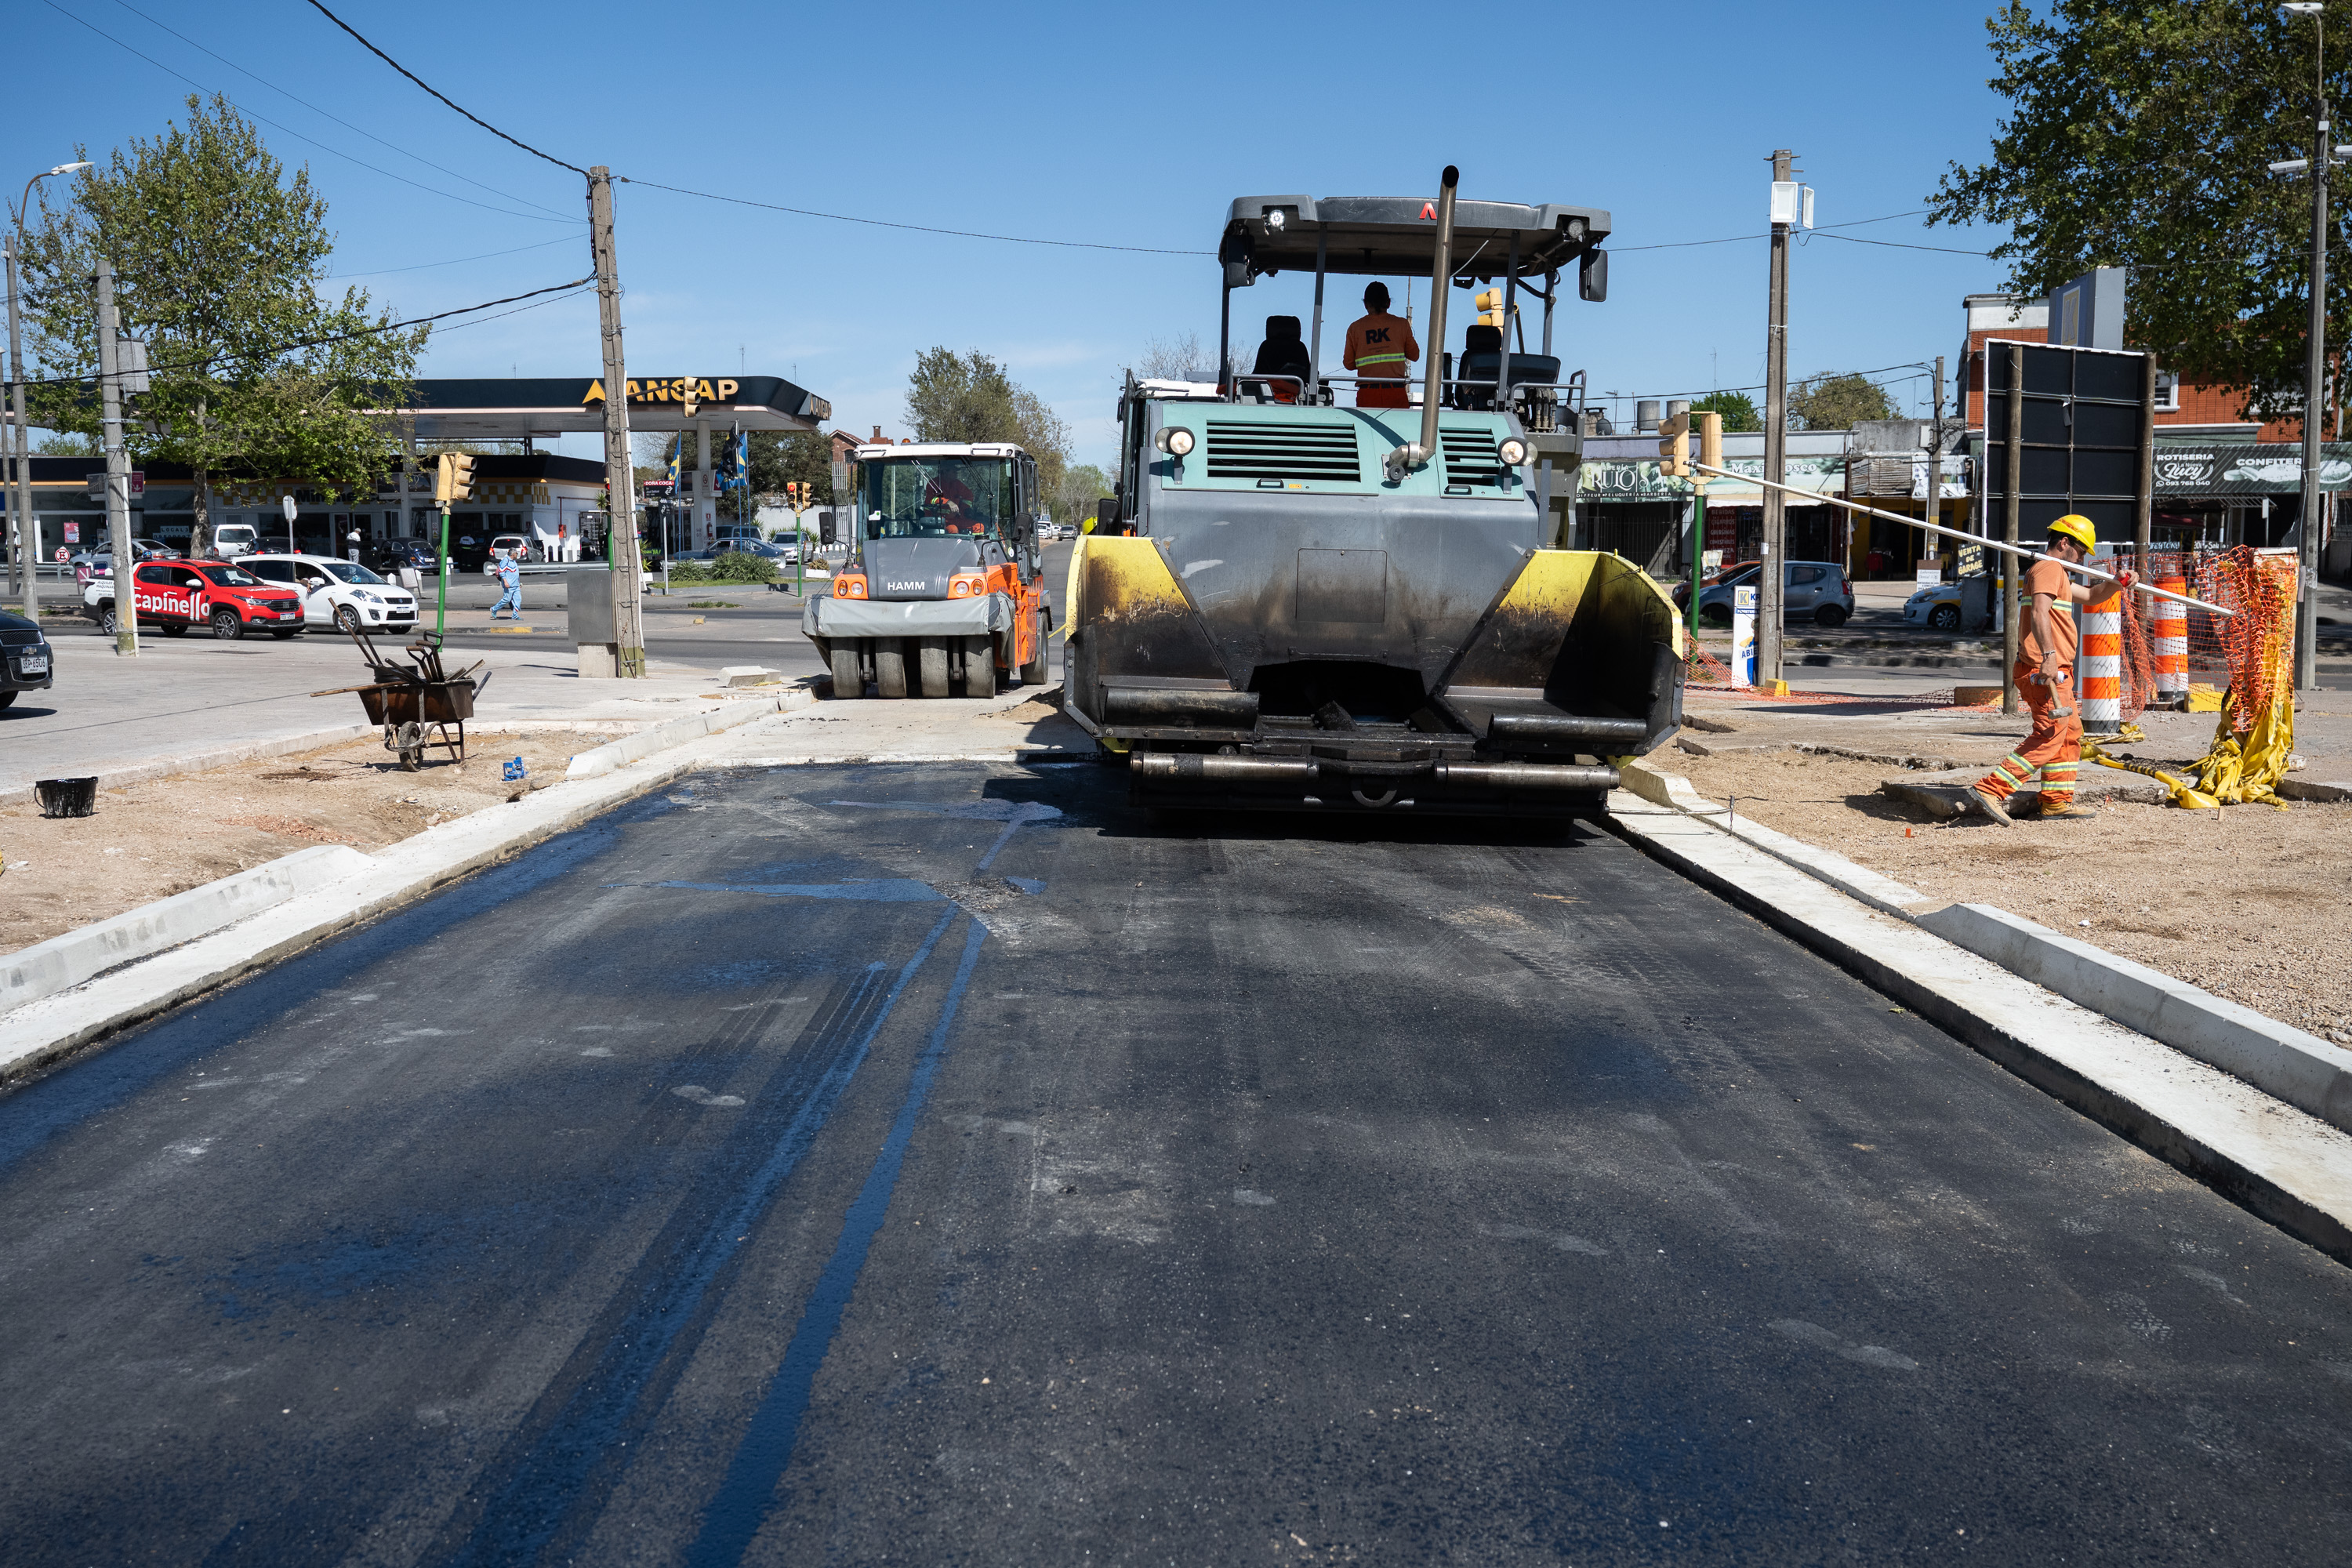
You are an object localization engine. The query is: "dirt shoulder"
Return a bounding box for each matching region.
[1664,746,2352,1047]
[1,728,615,954]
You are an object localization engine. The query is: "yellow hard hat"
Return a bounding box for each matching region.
[1080,516,1097,535]
[2047,514,2096,552]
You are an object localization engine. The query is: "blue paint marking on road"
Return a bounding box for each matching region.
[826,797,1062,874]
[648,878,942,902]
[684,917,992,1568]
[437,907,961,1568]
[0,798,669,1181]
[1004,876,1046,895]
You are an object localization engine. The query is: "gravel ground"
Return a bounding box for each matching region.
[1665,746,2352,1045]
[0,728,615,953]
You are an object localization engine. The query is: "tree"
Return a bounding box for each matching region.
[1138,333,1210,381]
[1787,372,1896,431]
[1928,1,2347,418]
[20,95,425,553]
[904,347,1073,508]
[1690,390,1762,432]
[1055,463,1110,524]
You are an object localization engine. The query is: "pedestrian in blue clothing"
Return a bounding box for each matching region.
[490,550,522,620]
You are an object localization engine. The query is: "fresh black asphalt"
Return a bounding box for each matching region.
[1,760,2347,1565]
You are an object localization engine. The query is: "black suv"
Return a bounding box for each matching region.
[1,607,54,711]
[367,537,448,575]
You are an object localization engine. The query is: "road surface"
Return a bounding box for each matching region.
[1,759,2347,1564]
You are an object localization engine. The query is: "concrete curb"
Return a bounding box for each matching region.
[564,690,815,779]
[2278,777,2352,804]
[1603,793,2352,1265]
[0,723,373,808]
[0,757,702,1087]
[1917,902,2352,1137]
[1,845,371,1017]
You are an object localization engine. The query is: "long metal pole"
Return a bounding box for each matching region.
[1925,354,1945,573]
[1307,226,1327,402]
[95,257,134,656]
[2003,341,2024,715]
[1693,462,2234,615]
[1537,267,1557,524]
[590,166,646,677]
[1414,167,1459,467]
[2296,10,2328,690]
[1760,149,1794,691]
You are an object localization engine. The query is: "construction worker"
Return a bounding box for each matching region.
[1343,282,1419,409]
[1967,514,2133,825]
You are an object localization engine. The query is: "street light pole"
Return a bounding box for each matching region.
[9,162,92,625]
[2288,2,2329,690]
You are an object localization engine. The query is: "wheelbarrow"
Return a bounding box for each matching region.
[314,628,492,771]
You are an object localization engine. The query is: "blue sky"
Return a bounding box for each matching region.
[18,0,2020,467]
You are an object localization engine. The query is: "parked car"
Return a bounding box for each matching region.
[68,539,179,575]
[367,536,449,576]
[0,607,53,710]
[481,533,535,572]
[238,553,420,635]
[1902,580,1965,631]
[207,521,260,559]
[84,559,304,640]
[712,539,789,558]
[1693,560,1854,628]
[1671,558,1759,612]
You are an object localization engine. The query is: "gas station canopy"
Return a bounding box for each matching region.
[380,375,832,441]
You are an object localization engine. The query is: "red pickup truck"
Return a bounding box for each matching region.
[85,560,305,640]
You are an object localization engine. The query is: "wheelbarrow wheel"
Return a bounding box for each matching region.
[396,720,426,771]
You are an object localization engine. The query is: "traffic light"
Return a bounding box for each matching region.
[1474,288,1507,329]
[1697,411,1723,475]
[1657,411,1691,479]
[435,452,476,503]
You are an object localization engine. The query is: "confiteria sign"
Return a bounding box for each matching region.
[583,378,742,406]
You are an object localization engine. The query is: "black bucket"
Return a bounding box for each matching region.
[34,777,97,818]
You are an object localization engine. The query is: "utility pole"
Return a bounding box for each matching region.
[5,234,28,613]
[590,165,647,677]
[1759,149,1795,690]
[94,257,135,657]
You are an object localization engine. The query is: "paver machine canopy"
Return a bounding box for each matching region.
[1064,165,1684,816]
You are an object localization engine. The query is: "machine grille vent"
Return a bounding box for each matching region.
[1439,427,1508,488]
[1203,420,1363,483]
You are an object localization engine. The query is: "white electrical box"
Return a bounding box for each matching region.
[1769,182,1814,229]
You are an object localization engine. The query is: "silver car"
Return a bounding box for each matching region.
[1694,560,1856,628]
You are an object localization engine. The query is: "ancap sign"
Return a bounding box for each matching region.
[583,377,741,407]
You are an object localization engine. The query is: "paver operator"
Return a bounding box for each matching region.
[1967,514,2132,826]
[1343,282,1420,409]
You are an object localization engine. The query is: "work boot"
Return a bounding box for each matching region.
[2030,801,2099,822]
[1966,786,2013,827]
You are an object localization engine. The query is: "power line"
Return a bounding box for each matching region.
[22,277,593,387]
[324,235,579,279]
[615,177,1214,256]
[38,0,580,227]
[1613,209,1984,256]
[301,0,587,177]
[104,0,576,223]
[1809,230,1995,257]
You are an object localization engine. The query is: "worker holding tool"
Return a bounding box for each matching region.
[1967,514,2132,826]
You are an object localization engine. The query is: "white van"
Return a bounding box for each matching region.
[209,521,259,559]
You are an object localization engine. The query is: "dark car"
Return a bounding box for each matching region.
[367,537,449,575]
[1671,559,1759,611]
[0,607,53,710]
[1693,560,1855,628]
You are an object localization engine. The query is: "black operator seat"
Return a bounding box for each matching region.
[1251,315,1312,402]
[1455,321,1562,410]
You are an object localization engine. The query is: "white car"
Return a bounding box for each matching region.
[236,553,419,634]
[481,534,534,572]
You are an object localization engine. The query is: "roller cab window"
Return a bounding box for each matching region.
[862,457,1014,540]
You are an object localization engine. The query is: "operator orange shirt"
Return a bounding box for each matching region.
[2019,557,2078,666]
[1344,312,1420,408]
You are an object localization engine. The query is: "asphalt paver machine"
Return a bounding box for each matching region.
[1063,166,1684,815]
[804,441,1054,699]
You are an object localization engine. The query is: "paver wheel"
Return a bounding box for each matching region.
[875,637,909,699]
[1020,608,1051,685]
[830,644,863,699]
[209,608,243,641]
[964,635,996,699]
[917,636,952,698]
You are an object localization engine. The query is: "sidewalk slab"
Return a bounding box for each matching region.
[564,689,817,779]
